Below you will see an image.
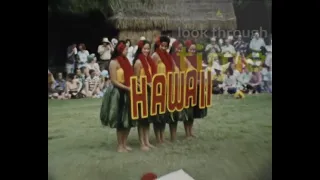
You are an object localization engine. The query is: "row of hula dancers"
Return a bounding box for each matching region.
[100,36,207,152]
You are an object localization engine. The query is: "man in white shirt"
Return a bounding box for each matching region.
[223,68,237,94]
[221,39,236,63]
[249,32,266,59]
[205,37,221,58]
[237,67,252,91]
[97,37,113,71]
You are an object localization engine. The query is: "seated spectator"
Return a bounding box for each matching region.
[77,66,88,85]
[261,64,272,93]
[85,69,101,98]
[100,70,111,94]
[77,43,89,66]
[86,54,101,76]
[65,73,85,99]
[75,68,81,78]
[53,72,66,99]
[247,66,262,94]
[228,62,241,79]
[212,65,225,94]
[237,67,252,92]
[223,68,237,94]
[48,71,56,98]
[235,52,248,73]
[205,57,217,79]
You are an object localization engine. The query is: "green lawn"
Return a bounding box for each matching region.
[48,94,272,180]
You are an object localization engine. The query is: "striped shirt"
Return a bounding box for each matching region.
[85,76,99,91]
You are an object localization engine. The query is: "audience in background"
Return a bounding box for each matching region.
[247,66,262,94]
[98,38,113,71]
[100,70,111,94]
[237,67,252,92]
[126,39,135,65]
[85,69,101,98]
[54,72,66,97]
[50,33,272,99]
[261,64,272,93]
[86,54,101,76]
[65,73,84,99]
[212,65,225,94]
[223,68,237,94]
[77,43,89,66]
[249,32,266,59]
[66,43,77,74]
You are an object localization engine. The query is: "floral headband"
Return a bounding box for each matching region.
[117,42,126,53]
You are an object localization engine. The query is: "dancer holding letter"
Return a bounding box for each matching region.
[151,36,181,144]
[133,40,158,151]
[183,40,209,138]
[100,41,137,152]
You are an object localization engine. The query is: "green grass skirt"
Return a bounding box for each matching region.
[184,85,208,121]
[100,86,137,129]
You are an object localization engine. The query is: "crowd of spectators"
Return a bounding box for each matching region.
[48,32,272,99]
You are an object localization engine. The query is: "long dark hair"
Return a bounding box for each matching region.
[133,40,151,66]
[125,39,132,47]
[169,39,183,55]
[111,40,127,60]
[154,36,170,52]
[185,40,196,53]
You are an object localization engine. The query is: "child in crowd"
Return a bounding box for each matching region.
[98,70,111,97]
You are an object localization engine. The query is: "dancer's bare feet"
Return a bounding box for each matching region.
[117,146,128,153]
[191,134,197,138]
[146,143,156,149]
[125,146,132,151]
[140,146,150,151]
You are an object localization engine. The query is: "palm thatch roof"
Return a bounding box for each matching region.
[108,0,237,31]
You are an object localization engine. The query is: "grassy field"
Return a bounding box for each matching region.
[48,94,272,180]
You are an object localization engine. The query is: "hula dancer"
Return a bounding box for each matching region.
[100,41,137,152]
[183,40,208,138]
[170,39,190,140]
[151,36,180,144]
[133,40,157,151]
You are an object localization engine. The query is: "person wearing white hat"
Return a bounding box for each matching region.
[133,36,147,55]
[97,37,113,71]
[249,32,266,60]
[140,36,146,41]
[111,38,118,48]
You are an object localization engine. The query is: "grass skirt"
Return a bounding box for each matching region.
[184,85,208,121]
[100,86,137,129]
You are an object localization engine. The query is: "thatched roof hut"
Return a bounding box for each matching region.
[108,0,237,43]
